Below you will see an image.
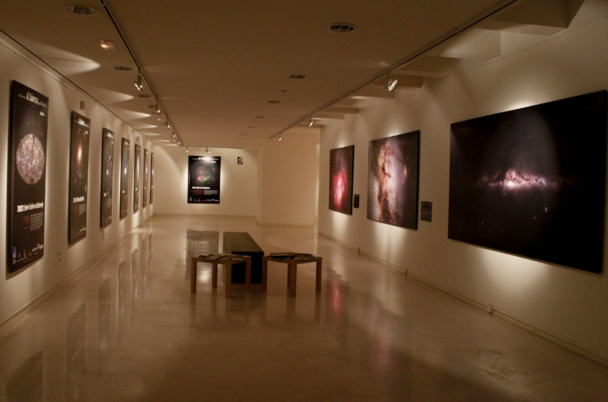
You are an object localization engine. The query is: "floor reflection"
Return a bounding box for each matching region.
[0,219,607,401]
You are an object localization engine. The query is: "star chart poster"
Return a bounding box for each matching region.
[68,112,90,244]
[143,149,149,207]
[133,144,141,213]
[7,81,48,273]
[367,131,420,230]
[449,91,607,273]
[188,155,221,203]
[150,152,155,204]
[100,128,114,228]
[120,138,130,219]
[329,145,354,214]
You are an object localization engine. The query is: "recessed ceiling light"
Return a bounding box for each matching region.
[137,94,151,98]
[268,100,280,104]
[254,116,265,119]
[115,66,132,71]
[289,74,306,79]
[65,5,97,15]
[329,23,357,33]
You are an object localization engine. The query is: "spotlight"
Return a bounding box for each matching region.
[206,147,211,154]
[154,102,161,114]
[386,75,399,92]
[308,118,314,128]
[185,146,189,153]
[279,134,283,142]
[134,71,144,91]
[165,120,171,130]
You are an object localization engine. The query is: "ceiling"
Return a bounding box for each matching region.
[0,0,600,150]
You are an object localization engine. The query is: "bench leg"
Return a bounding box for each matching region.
[288,263,297,297]
[212,263,218,289]
[262,259,268,291]
[226,264,232,298]
[245,259,251,292]
[191,258,197,294]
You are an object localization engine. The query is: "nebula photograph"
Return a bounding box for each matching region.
[68,112,90,244]
[367,131,420,229]
[100,128,114,228]
[448,91,607,273]
[188,155,221,203]
[133,144,141,213]
[120,138,130,219]
[7,81,49,273]
[143,149,149,207]
[329,145,354,214]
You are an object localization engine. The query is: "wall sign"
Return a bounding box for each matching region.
[188,155,221,204]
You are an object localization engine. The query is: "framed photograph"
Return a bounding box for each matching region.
[449,91,607,273]
[367,131,420,229]
[100,128,114,228]
[150,152,155,204]
[188,155,221,203]
[329,145,354,214]
[143,149,149,207]
[119,138,130,219]
[68,112,90,244]
[7,81,49,273]
[133,144,141,213]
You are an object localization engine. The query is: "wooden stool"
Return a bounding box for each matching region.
[191,254,251,297]
[262,254,322,297]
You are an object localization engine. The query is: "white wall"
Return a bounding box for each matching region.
[318,17,608,362]
[153,146,258,218]
[0,35,154,326]
[258,131,318,226]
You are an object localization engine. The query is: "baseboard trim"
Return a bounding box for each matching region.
[318,231,608,368]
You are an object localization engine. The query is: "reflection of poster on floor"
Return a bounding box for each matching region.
[68,112,90,244]
[133,144,141,213]
[143,149,149,207]
[120,138,130,219]
[100,128,114,228]
[150,152,155,204]
[7,81,49,273]
[188,155,221,203]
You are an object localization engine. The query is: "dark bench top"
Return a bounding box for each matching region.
[223,232,263,254]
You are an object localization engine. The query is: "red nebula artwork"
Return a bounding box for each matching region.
[329,145,354,214]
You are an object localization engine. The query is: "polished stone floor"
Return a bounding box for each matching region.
[1,216,607,401]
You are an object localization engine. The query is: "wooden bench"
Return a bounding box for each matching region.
[262,254,322,297]
[190,254,251,297]
[222,232,264,284]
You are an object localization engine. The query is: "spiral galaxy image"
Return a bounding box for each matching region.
[448,91,607,273]
[16,133,45,185]
[329,145,354,214]
[367,131,420,229]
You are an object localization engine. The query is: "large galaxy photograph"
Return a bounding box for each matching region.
[188,155,221,204]
[448,91,607,273]
[100,128,114,228]
[7,81,49,273]
[329,145,354,214]
[367,131,420,230]
[150,152,155,204]
[120,138,130,219]
[68,112,90,244]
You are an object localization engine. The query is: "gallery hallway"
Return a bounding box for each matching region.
[0,216,607,401]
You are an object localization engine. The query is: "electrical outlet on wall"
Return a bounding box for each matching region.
[57,250,63,267]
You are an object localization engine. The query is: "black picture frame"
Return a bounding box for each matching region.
[7,81,49,273]
[133,144,141,213]
[68,112,90,244]
[448,91,607,273]
[367,131,420,230]
[119,138,130,220]
[100,128,114,228]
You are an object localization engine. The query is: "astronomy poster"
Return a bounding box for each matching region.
[68,112,90,244]
[133,144,140,213]
[7,81,49,273]
[329,145,354,214]
[188,155,221,203]
[150,152,154,204]
[448,91,607,273]
[367,131,420,230]
[120,138,130,219]
[100,128,114,228]
[143,149,149,207]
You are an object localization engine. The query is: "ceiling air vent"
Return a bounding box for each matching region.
[328,23,356,33]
